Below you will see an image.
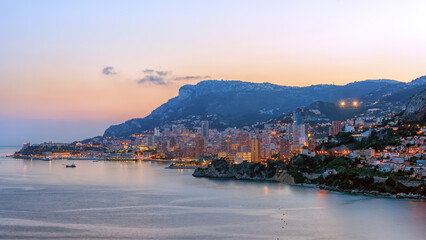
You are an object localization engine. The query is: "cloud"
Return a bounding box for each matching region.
[138,68,170,85]
[156,70,169,76]
[174,75,211,81]
[102,66,116,75]
[138,75,166,85]
[137,68,209,85]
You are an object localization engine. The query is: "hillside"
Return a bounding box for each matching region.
[401,89,426,122]
[303,101,367,122]
[104,77,426,137]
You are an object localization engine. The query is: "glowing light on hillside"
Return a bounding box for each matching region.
[340,101,346,107]
[352,101,358,107]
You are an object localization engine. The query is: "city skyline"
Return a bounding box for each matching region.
[1,1,425,238]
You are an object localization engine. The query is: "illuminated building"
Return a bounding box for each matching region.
[293,108,303,125]
[251,138,260,162]
[293,124,307,145]
[195,137,205,157]
[154,128,160,137]
[292,108,307,145]
[329,121,342,136]
[279,138,291,160]
[236,152,251,162]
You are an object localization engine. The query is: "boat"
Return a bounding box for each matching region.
[66,164,76,168]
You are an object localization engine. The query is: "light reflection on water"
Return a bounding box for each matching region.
[263,186,269,196]
[0,146,424,240]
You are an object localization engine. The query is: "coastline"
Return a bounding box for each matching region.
[194,173,425,200]
[317,184,425,200]
[192,160,425,200]
[167,165,198,169]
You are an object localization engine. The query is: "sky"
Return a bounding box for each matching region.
[1,0,426,145]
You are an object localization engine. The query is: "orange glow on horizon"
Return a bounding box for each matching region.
[1,0,426,126]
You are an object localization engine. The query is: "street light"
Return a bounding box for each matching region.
[352,101,358,107]
[340,101,346,107]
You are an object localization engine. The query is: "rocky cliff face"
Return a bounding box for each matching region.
[192,160,295,185]
[402,89,426,122]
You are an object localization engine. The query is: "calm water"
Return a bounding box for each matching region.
[0,147,424,240]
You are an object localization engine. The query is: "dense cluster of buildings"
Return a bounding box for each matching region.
[129,115,312,163]
[14,104,426,178]
[362,135,426,177]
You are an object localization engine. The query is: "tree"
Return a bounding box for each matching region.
[385,177,396,188]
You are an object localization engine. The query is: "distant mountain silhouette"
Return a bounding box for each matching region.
[104,77,426,137]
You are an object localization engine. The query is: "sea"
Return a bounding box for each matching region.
[0,146,424,240]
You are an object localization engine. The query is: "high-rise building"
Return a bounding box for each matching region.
[239,132,250,146]
[195,137,205,158]
[201,121,209,140]
[293,124,307,145]
[283,125,292,140]
[279,138,291,160]
[293,108,303,126]
[250,138,260,162]
[154,128,160,137]
[156,140,168,158]
[329,121,342,136]
[163,127,171,136]
[183,145,195,158]
[221,139,232,153]
[292,108,307,145]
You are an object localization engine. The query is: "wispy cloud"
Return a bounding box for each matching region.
[138,69,170,85]
[174,75,210,81]
[102,66,116,75]
[137,68,210,85]
[138,75,167,85]
[156,70,169,76]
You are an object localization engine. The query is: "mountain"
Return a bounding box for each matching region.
[401,89,426,122]
[409,75,426,86]
[265,99,372,125]
[376,75,426,104]
[104,77,426,137]
[302,101,367,122]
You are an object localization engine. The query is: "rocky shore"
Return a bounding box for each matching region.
[167,165,198,169]
[192,159,295,185]
[193,160,425,200]
[319,185,425,199]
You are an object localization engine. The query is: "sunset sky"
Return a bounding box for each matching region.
[1,0,426,145]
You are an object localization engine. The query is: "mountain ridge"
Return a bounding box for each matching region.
[104,77,426,137]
